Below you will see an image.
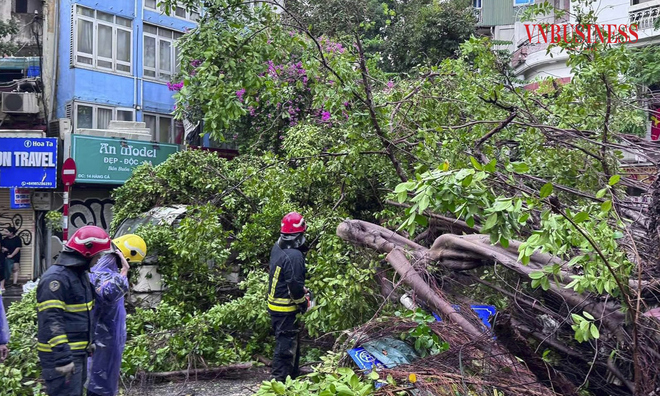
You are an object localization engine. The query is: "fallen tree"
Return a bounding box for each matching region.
[337,218,660,395]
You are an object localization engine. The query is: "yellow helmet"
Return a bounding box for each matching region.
[112,234,147,263]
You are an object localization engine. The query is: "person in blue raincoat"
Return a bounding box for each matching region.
[0,293,9,362]
[86,234,146,396]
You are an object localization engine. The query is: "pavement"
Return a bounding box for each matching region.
[122,369,271,396]
[1,282,26,311]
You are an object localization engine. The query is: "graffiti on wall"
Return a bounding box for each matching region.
[69,198,115,234]
[0,212,32,246]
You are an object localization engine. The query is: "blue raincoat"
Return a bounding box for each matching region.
[87,254,129,396]
[0,294,9,346]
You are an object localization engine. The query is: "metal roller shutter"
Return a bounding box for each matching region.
[0,189,35,280]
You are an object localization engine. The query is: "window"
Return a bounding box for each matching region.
[143,25,183,81]
[15,0,28,13]
[144,1,200,22]
[473,0,482,8]
[514,0,534,5]
[144,113,174,143]
[74,103,135,130]
[73,5,133,74]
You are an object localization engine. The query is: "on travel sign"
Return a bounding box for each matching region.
[71,135,179,184]
[0,137,58,188]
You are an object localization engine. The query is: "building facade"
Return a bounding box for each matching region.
[0,0,240,281]
[0,0,49,283]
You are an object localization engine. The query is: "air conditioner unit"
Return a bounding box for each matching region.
[48,118,71,139]
[1,92,40,114]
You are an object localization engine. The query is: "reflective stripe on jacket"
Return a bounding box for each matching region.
[267,243,306,315]
[37,261,94,369]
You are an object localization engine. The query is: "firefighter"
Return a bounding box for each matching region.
[37,226,113,396]
[87,234,147,396]
[267,212,309,382]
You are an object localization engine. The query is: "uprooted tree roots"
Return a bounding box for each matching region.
[336,219,660,396]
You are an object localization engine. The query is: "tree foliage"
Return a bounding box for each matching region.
[0,18,19,57]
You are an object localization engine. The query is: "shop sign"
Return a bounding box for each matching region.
[10,188,31,209]
[71,135,179,185]
[0,137,58,188]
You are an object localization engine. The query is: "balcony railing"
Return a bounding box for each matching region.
[630,5,660,30]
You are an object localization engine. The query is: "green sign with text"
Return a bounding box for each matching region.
[71,135,179,184]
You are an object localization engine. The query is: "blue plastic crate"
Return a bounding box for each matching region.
[26,66,40,77]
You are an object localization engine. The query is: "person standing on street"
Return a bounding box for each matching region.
[0,292,9,362]
[37,226,113,396]
[267,212,310,382]
[1,226,22,289]
[87,234,146,396]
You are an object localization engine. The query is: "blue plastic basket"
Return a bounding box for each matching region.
[26,66,41,77]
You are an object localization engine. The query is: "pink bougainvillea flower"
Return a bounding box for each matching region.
[236,88,246,102]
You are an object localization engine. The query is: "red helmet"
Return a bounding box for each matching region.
[281,212,306,234]
[65,226,113,258]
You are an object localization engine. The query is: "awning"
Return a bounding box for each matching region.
[0,57,40,70]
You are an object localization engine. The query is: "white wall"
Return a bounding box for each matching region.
[509,0,641,81]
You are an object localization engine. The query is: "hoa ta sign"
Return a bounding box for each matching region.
[524,24,639,46]
[71,135,179,184]
[0,138,58,188]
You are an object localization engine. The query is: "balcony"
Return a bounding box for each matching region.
[629,3,660,31]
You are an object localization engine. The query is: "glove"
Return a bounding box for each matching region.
[87,343,96,356]
[0,344,8,362]
[55,362,75,379]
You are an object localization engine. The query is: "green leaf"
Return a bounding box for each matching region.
[582,311,595,320]
[484,159,497,173]
[590,324,600,339]
[601,200,612,212]
[573,211,589,223]
[608,175,621,186]
[613,231,624,239]
[540,183,553,199]
[491,198,513,212]
[596,188,608,199]
[482,213,498,231]
[337,368,354,376]
[415,214,429,227]
[336,385,355,396]
[419,195,430,212]
[470,156,482,170]
[511,162,529,173]
[466,216,475,228]
[518,213,530,224]
[367,371,380,380]
[272,382,286,395]
[529,271,545,280]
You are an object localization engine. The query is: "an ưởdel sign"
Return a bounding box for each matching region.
[0,137,58,188]
[71,135,179,184]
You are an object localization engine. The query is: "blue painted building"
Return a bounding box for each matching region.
[54,0,199,144]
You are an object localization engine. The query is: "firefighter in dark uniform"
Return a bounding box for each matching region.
[267,212,309,382]
[37,226,113,396]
